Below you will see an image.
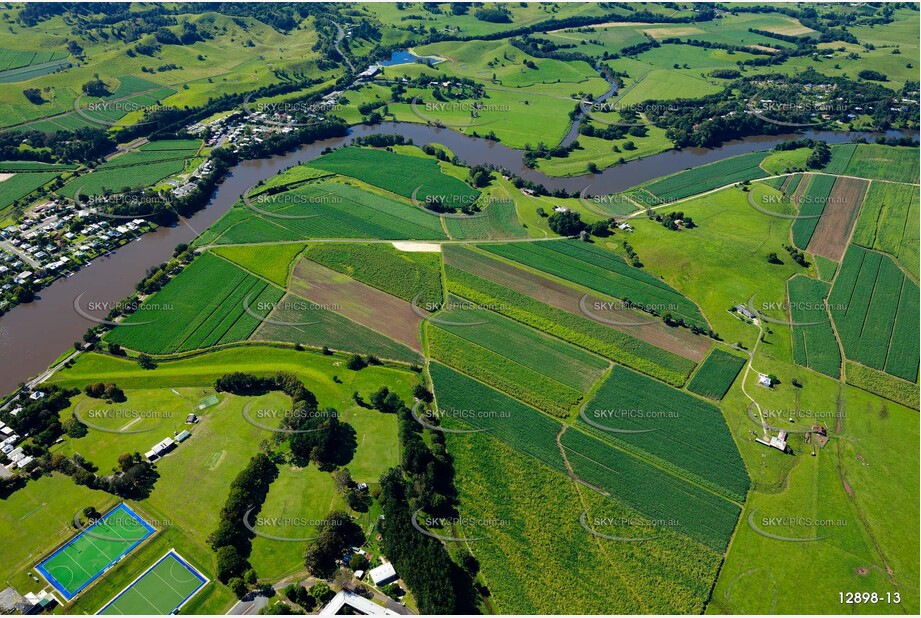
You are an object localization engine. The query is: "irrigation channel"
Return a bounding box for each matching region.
[0,121,904,394]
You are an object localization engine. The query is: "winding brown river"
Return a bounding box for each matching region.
[0,122,901,394]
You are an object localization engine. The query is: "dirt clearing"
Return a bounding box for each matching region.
[289,258,423,351]
[444,246,710,362]
[808,177,870,261]
[392,241,441,252]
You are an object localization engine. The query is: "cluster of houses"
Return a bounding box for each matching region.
[314,558,401,615]
[751,78,919,122]
[167,158,214,198]
[0,199,151,312]
[0,392,45,474]
[185,100,339,156]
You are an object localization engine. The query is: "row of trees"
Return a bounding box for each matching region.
[214,371,355,470]
[208,452,279,583]
[374,394,480,614]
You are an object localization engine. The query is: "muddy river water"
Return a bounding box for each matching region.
[0,121,901,394]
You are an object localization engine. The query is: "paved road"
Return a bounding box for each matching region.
[226,592,269,615]
[0,348,80,413]
[331,21,355,72]
[225,576,415,615]
[0,240,39,269]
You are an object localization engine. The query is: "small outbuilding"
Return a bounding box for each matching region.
[369,562,398,587]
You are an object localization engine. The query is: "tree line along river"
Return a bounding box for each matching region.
[0,121,899,395]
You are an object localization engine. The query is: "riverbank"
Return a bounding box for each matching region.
[0,120,905,394]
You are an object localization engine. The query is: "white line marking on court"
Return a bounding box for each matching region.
[152,569,184,598]
[129,584,163,614]
[63,550,94,577]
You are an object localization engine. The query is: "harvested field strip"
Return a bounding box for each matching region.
[252,292,420,363]
[427,326,582,418]
[289,257,423,351]
[429,363,741,552]
[578,365,750,502]
[788,275,841,378]
[432,296,608,391]
[445,264,696,386]
[480,240,707,328]
[302,243,443,307]
[806,176,869,262]
[686,348,746,401]
[791,174,836,249]
[443,245,710,362]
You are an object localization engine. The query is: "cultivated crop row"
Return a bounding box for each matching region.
[482,241,707,328]
[845,361,919,410]
[851,182,918,277]
[686,348,746,400]
[445,431,721,614]
[435,297,608,391]
[107,253,282,354]
[787,275,842,378]
[445,265,695,386]
[829,245,919,382]
[248,182,448,240]
[444,200,528,240]
[791,174,836,249]
[560,429,742,552]
[579,365,750,502]
[429,362,566,469]
[643,151,768,202]
[66,159,186,196]
[428,326,582,418]
[0,171,60,210]
[843,144,919,184]
[252,292,419,363]
[303,243,443,307]
[310,147,480,203]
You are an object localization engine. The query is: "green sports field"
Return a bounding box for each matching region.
[98,550,206,615]
[35,504,154,600]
